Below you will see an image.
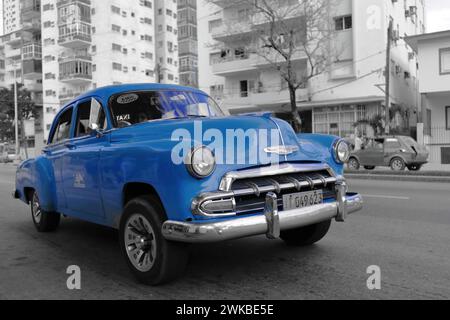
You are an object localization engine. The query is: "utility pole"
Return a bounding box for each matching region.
[385,19,393,135]
[13,67,19,159]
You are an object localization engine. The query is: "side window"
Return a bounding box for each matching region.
[75,98,107,138]
[385,139,401,149]
[52,107,73,144]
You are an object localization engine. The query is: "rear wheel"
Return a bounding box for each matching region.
[30,191,60,232]
[408,164,422,171]
[280,220,332,246]
[390,157,406,171]
[119,196,189,285]
[348,157,360,170]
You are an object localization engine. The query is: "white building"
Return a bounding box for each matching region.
[1,0,179,154]
[406,30,450,169]
[199,0,425,137]
[40,0,179,142]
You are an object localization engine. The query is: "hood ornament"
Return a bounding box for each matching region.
[264,145,299,156]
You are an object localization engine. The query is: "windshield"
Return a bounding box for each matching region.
[110,90,224,127]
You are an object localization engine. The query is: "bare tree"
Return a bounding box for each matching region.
[207,0,338,132]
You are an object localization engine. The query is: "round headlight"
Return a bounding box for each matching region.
[333,139,350,164]
[186,146,216,178]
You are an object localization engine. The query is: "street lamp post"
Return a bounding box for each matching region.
[13,67,19,160]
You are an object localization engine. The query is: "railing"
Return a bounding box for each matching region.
[60,72,92,80]
[22,43,42,60]
[57,0,91,7]
[58,55,92,63]
[424,126,450,146]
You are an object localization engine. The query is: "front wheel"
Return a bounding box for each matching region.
[119,196,189,285]
[30,191,60,232]
[280,220,332,246]
[348,158,360,170]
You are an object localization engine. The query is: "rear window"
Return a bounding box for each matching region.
[109,90,224,128]
[402,137,419,147]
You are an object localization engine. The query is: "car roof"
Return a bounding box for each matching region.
[58,83,207,112]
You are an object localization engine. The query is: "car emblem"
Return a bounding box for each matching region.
[264,145,299,155]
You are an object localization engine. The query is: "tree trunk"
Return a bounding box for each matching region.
[289,85,302,133]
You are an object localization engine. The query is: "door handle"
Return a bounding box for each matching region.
[65,143,76,150]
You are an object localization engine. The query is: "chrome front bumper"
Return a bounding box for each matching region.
[162,191,363,244]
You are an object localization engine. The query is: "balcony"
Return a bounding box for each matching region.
[27,81,43,92]
[58,31,92,48]
[59,59,92,84]
[254,50,307,67]
[58,54,92,63]
[225,88,308,109]
[57,0,91,7]
[210,21,252,42]
[59,91,82,104]
[212,54,258,76]
[3,32,22,46]
[21,1,41,22]
[23,60,42,80]
[22,18,41,32]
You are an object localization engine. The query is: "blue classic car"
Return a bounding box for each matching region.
[13,84,363,285]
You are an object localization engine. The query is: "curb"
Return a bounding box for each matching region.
[346,173,450,183]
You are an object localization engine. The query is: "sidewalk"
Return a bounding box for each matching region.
[345,166,450,183]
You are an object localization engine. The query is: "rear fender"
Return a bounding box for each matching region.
[16,157,57,212]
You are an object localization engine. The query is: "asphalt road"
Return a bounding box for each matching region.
[0,164,449,300]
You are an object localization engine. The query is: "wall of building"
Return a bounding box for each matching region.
[417,36,450,94]
[197,0,224,102]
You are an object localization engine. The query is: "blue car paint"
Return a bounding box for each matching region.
[15,83,344,229]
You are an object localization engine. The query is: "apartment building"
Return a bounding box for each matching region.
[406,30,450,169]
[0,0,180,154]
[0,0,44,154]
[199,0,426,137]
[177,0,198,87]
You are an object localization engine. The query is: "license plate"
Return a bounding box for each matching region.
[282,190,324,211]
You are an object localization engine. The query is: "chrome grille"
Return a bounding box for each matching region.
[231,170,336,216]
[192,163,339,217]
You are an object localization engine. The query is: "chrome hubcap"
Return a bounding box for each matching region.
[124,214,157,272]
[349,159,358,169]
[32,193,42,224]
[393,160,403,170]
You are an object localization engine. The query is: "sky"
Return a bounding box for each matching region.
[426,0,450,32]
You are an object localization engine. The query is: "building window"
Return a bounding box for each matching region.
[335,15,352,31]
[439,48,450,75]
[446,106,450,130]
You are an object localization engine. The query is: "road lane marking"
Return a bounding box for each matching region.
[362,194,410,200]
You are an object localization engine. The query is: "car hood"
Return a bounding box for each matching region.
[110,115,330,169]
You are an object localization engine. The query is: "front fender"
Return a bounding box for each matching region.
[100,139,232,226]
[296,133,344,176]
